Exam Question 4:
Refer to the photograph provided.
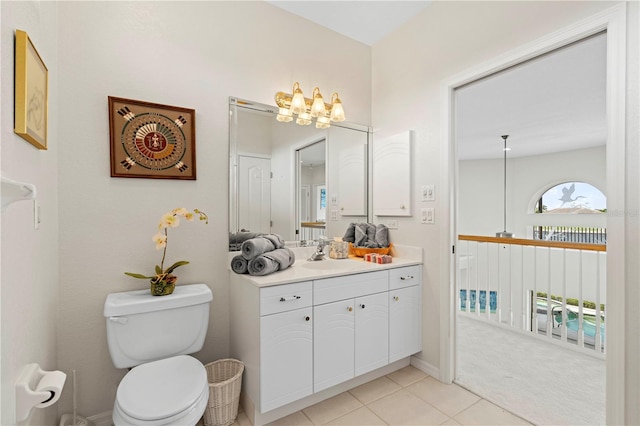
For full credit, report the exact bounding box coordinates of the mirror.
[229,97,371,250]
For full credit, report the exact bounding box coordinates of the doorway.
[443,6,627,425]
[295,140,326,241]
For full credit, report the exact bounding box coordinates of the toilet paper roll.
[34,370,66,408]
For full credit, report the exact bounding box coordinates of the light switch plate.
[384,219,398,229]
[421,185,435,201]
[421,207,434,224]
[330,209,339,221]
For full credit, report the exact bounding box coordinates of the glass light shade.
[330,93,346,122]
[290,84,307,115]
[276,107,293,122]
[310,88,326,118]
[277,114,293,123]
[316,115,331,129]
[296,112,312,125]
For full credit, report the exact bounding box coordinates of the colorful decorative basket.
[348,243,393,257]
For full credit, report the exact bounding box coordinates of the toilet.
[104,283,213,426]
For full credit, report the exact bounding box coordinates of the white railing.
[457,235,606,356]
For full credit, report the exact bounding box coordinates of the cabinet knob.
[393,296,400,301]
[360,304,366,309]
[400,204,405,209]
[400,275,414,281]
[347,306,353,312]
[304,316,310,322]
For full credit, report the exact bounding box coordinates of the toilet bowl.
[103,284,213,426]
[112,356,208,426]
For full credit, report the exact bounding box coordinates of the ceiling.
[265,1,431,46]
[265,2,607,161]
[456,33,607,160]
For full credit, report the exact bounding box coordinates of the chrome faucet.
[308,239,330,261]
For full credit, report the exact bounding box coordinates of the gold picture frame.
[108,97,197,180]
[14,30,48,150]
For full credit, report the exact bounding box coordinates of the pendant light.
[496,135,514,238]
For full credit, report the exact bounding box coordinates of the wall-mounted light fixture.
[275,82,345,129]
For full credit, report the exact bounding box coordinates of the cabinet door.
[314,299,355,392]
[355,292,389,376]
[389,285,422,363]
[260,307,313,412]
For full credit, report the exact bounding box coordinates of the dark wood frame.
[108,96,196,179]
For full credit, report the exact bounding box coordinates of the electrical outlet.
[385,219,398,229]
[421,207,434,224]
[421,185,435,201]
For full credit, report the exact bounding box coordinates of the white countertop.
[229,244,423,288]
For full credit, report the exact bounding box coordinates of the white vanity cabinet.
[389,265,422,362]
[229,261,422,426]
[313,271,389,392]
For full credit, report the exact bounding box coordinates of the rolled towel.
[248,248,296,276]
[343,223,356,243]
[230,255,249,274]
[230,231,263,245]
[366,223,376,242]
[241,234,285,260]
[375,224,390,247]
[354,223,368,246]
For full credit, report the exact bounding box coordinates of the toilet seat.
[113,355,209,426]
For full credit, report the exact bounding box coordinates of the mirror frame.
[229,96,373,244]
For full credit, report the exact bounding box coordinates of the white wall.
[372,0,622,379]
[459,146,607,238]
[50,1,371,419]
[1,2,60,425]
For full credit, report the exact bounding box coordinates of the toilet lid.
[117,355,207,421]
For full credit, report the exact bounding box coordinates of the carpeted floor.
[456,314,605,426]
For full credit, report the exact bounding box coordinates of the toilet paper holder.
[16,363,66,423]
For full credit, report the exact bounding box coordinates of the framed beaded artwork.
[108,96,196,179]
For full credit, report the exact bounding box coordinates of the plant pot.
[150,277,176,296]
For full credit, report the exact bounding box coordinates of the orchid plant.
[125,208,208,284]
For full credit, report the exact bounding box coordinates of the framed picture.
[108,97,196,180]
[14,30,48,150]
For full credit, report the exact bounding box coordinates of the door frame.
[440,4,627,424]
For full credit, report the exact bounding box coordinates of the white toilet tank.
[104,283,212,369]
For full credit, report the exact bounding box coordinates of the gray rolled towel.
[230,231,263,246]
[241,234,285,260]
[343,223,356,243]
[231,255,248,274]
[354,223,369,246]
[375,224,390,247]
[248,248,296,276]
[366,223,377,242]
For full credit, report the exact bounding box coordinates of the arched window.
[533,182,606,244]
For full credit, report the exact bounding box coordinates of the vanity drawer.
[314,271,388,305]
[261,281,312,316]
[389,265,421,290]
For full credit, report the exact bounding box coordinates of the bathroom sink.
[301,259,362,271]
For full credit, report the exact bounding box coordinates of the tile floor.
[228,366,532,426]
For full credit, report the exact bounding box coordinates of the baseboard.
[410,355,440,381]
[87,411,112,426]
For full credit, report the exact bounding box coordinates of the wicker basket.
[348,243,393,257]
[203,359,244,426]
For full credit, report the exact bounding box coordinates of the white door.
[389,285,422,363]
[260,307,313,412]
[238,155,271,233]
[313,299,355,392]
[355,292,389,376]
